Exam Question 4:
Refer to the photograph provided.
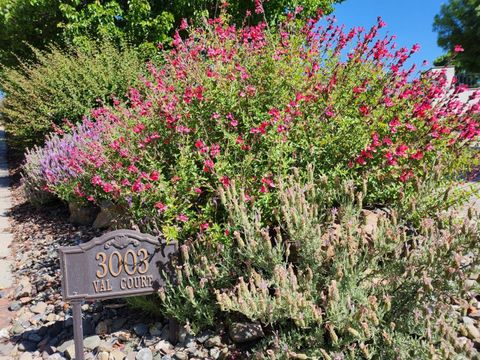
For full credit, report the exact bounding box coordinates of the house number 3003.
[95,248,149,278]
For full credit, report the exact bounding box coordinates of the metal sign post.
[58,230,177,359]
[72,301,85,360]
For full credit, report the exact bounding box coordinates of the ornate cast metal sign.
[58,230,177,360]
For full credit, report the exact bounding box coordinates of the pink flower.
[150,171,159,181]
[133,124,145,133]
[87,195,95,202]
[200,222,209,231]
[399,170,413,182]
[454,45,464,53]
[381,137,392,146]
[325,106,335,117]
[396,144,409,157]
[389,117,401,133]
[261,176,275,188]
[220,175,231,187]
[154,202,167,212]
[176,214,189,222]
[410,151,424,160]
[180,18,188,30]
[132,180,144,193]
[102,182,114,193]
[91,175,102,186]
[203,159,215,172]
[384,151,397,166]
[254,0,264,14]
[210,144,220,158]
[194,187,202,194]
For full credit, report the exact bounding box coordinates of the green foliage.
[0,0,64,68]
[433,0,480,72]
[158,170,480,358]
[0,40,144,147]
[0,0,343,67]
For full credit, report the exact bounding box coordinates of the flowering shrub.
[25,10,480,233]
[22,117,114,203]
[158,172,480,358]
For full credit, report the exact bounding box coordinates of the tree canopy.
[0,0,344,68]
[433,0,480,72]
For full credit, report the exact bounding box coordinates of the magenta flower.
[176,214,189,222]
[454,45,464,53]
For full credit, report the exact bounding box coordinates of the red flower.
[399,170,413,182]
[261,176,275,188]
[384,151,397,166]
[154,202,167,212]
[395,144,409,157]
[150,171,159,181]
[410,151,424,160]
[220,175,231,187]
[359,105,370,116]
[200,222,210,231]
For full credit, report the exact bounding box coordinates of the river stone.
[15,276,33,299]
[154,340,174,354]
[64,344,76,360]
[97,341,114,352]
[30,301,47,314]
[57,340,74,353]
[136,348,153,360]
[228,322,264,343]
[133,323,149,337]
[204,335,222,348]
[111,349,126,360]
[19,352,33,360]
[173,352,188,360]
[95,320,108,335]
[9,300,22,311]
[98,351,109,360]
[466,323,480,340]
[84,335,101,350]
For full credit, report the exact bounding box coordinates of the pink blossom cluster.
[27,10,480,232]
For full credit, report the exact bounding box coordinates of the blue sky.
[333,0,447,70]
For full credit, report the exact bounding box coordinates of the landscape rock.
[9,300,22,311]
[173,352,188,360]
[154,340,174,354]
[95,321,108,335]
[30,302,48,314]
[229,322,264,343]
[68,202,98,226]
[97,351,109,360]
[83,335,101,351]
[111,349,126,360]
[466,323,480,340]
[204,335,222,348]
[15,276,33,299]
[133,323,148,337]
[136,348,153,360]
[92,202,123,229]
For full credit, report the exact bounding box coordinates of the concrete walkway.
[0,126,13,329]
